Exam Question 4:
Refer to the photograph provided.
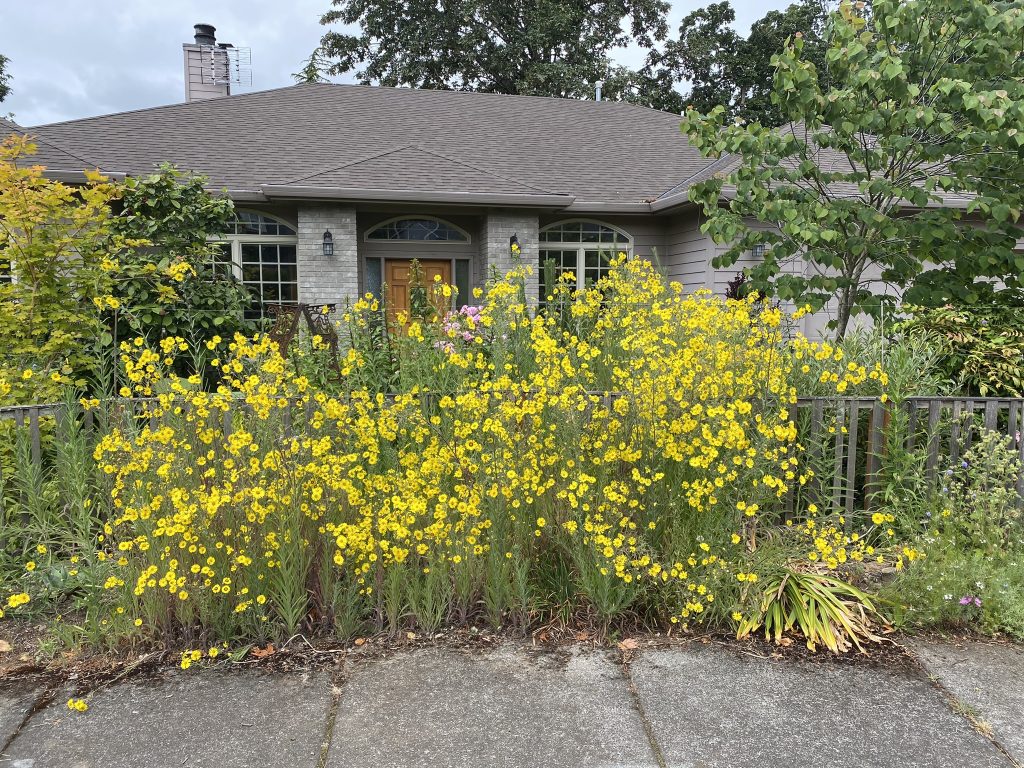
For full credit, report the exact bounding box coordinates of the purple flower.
[959,596,972,606]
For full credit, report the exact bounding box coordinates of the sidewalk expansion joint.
[620,651,667,768]
[906,646,1021,768]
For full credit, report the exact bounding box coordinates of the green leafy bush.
[898,302,1024,397]
[886,430,1024,639]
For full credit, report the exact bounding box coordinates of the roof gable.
[288,144,558,196]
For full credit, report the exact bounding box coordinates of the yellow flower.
[66,698,89,713]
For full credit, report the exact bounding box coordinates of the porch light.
[509,233,520,256]
[322,229,334,258]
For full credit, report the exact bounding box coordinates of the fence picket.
[832,402,846,512]
[865,400,885,511]
[950,400,963,466]
[844,402,859,521]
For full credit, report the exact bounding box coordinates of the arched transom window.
[539,220,632,297]
[212,211,298,321]
[365,217,470,242]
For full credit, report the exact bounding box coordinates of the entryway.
[384,259,453,323]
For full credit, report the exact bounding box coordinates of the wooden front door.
[384,259,453,324]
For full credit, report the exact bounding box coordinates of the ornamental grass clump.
[5,257,892,649]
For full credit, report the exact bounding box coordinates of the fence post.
[925,400,941,485]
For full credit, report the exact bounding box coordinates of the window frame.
[538,219,633,296]
[364,215,472,244]
[209,210,299,320]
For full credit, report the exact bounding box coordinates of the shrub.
[0,135,127,404]
[885,430,1024,639]
[111,164,253,379]
[2,258,895,650]
[898,302,1024,397]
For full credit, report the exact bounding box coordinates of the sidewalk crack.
[620,651,667,768]
[315,661,346,768]
[0,685,57,757]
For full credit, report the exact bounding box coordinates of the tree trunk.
[834,285,854,340]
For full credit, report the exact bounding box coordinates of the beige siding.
[661,208,712,293]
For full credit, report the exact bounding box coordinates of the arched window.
[212,211,298,320]
[365,216,470,243]
[538,220,632,298]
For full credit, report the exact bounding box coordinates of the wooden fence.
[3,395,1024,513]
[792,396,1024,515]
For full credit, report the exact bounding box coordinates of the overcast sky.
[2,0,793,127]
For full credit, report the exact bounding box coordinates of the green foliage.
[0,398,111,626]
[898,301,1024,397]
[683,0,1024,338]
[885,430,1024,639]
[0,52,10,102]
[944,431,1022,551]
[112,164,252,369]
[645,0,831,123]
[317,0,669,99]
[737,567,884,652]
[293,48,332,84]
[0,135,130,403]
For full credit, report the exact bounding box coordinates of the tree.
[683,0,1024,338]
[0,53,10,103]
[643,1,831,122]
[317,0,669,99]
[293,49,331,84]
[112,164,252,371]
[0,135,129,404]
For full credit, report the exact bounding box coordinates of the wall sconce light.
[322,230,334,258]
[509,233,521,257]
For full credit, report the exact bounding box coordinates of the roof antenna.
[595,80,604,102]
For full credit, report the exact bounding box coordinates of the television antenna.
[198,44,252,89]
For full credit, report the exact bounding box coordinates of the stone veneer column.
[296,203,359,308]
[481,211,540,305]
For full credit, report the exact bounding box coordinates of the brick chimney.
[183,24,232,102]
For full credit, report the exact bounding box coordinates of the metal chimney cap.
[193,24,216,45]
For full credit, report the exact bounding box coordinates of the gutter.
[563,201,653,214]
[42,168,128,183]
[260,185,575,209]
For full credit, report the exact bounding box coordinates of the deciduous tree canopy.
[0,53,11,103]
[684,0,1024,338]
[317,0,669,99]
[643,0,831,123]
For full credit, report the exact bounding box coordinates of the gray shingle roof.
[23,83,714,207]
[3,115,107,172]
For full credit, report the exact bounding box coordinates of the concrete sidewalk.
[0,638,1020,768]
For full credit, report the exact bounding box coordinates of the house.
[3,23,938,336]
